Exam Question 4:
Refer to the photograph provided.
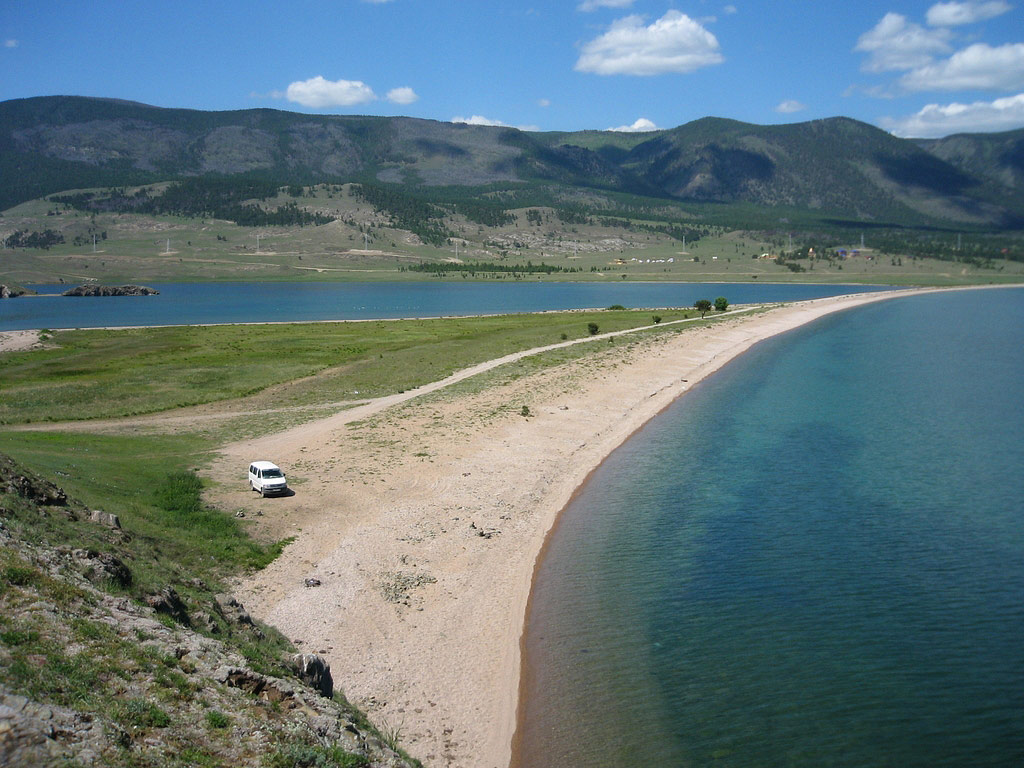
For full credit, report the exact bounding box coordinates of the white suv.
[248,461,288,497]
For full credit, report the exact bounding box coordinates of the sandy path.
[205,287,946,768]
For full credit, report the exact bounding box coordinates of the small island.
[62,284,159,297]
[0,284,36,299]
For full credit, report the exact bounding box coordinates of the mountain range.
[2,96,1023,228]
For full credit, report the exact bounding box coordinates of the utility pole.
[165,238,170,254]
[364,232,369,249]
[92,233,97,253]
[255,234,261,253]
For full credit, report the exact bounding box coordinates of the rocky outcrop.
[0,451,420,767]
[293,653,334,699]
[61,284,159,297]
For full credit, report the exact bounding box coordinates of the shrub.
[652,315,662,324]
[587,322,599,336]
[206,710,231,729]
[715,296,729,312]
[607,304,626,310]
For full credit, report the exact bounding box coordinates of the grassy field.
[0,308,703,425]
[3,186,1022,286]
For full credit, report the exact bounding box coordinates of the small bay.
[2,281,889,330]
[516,287,1024,768]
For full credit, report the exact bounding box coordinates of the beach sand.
[204,288,931,768]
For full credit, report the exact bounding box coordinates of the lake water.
[1,282,890,330]
[516,287,1024,768]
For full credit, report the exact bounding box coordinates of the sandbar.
[206,286,990,768]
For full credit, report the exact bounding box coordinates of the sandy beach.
[201,287,961,768]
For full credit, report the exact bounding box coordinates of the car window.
[263,468,283,478]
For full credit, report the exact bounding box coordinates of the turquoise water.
[516,288,1024,768]
[1,281,889,330]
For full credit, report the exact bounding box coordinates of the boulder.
[72,549,132,589]
[89,510,121,529]
[293,653,334,699]
[145,586,190,625]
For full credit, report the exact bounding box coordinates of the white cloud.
[578,0,635,11]
[925,1,1012,26]
[386,86,418,105]
[608,118,659,132]
[775,100,807,113]
[537,98,551,107]
[285,76,377,108]
[452,115,509,127]
[723,5,738,14]
[451,115,539,131]
[855,13,952,72]
[899,42,1024,91]
[576,10,723,76]
[3,39,17,48]
[880,92,1024,136]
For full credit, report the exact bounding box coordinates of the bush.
[587,322,599,335]
[607,304,626,310]
[715,296,729,312]
[652,315,662,324]
[206,710,231,729]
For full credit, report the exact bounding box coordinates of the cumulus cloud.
[537,98,551,107]
[4,39,18,48]
[608,118,659,132]
[925,1,1012,26]
[775,100,807,113]
[452,115,509,127]
[899,42,1024,91]
[285,76,377,108]
[855,13,952,72]
[451,115,538,131]
[578,0,636,11]
[575,10,723,76]
[386,86,418,105]
[880,92,1024,136]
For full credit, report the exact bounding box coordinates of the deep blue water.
[0,281,890,330]
[516,288,1024,768]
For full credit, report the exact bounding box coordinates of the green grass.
[0,431,287,591]
[0,309,702,424]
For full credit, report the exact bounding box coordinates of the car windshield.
[262,468,284,478]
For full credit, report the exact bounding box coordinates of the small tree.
[652,315,662,324]
[587,322,600,335]
[715,296,729,312]
[694,299,712,318]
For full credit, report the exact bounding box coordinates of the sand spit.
[206,287,992,768]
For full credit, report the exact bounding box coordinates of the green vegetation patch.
[0,309,700,424]
[0,431,286,589]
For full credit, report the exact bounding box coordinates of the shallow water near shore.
[517,287,1024,767]
[1,281,889,330]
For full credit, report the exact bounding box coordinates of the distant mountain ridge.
[2,95,1023,227]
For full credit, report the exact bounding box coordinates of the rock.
[1,458,68,507]
[293,654,334,699]
[145,587,190,625]
[61,284,159,297]
[303,578,321,588]
[211,593,263,638]
[71,549,132,589]
[89,510,121,529]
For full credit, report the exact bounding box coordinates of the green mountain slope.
[2,95,1023,228]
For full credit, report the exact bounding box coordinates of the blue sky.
[2,1,1023,137]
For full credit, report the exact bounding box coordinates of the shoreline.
[204,284,1014,768]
